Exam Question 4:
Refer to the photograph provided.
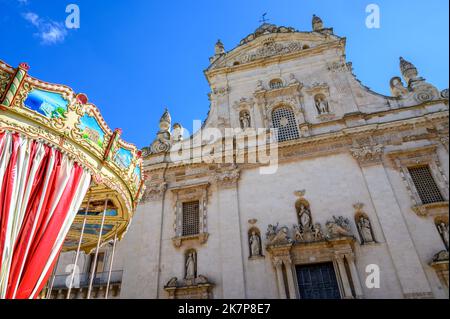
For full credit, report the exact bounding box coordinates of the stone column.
[120,181,167,299]
[346,253,364,298]
[216,169,246,298]
[283,258,297,299]
[351,144,433,298]
[273,258,287,299]
[335,254,353,299]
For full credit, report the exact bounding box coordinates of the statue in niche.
[437,222,449,250]
[240,111,251,129]
[185,251,197,280]
[315,94,330,114]
[357,215,375,244]
[297,203,312,230]
[249,230,262,257]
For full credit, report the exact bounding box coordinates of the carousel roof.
[0,60,144,253]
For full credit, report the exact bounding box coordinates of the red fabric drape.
[0,132,90,299]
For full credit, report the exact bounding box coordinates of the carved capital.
[350,144,384,166]
[141,182,167,202]
[214,168,240,188]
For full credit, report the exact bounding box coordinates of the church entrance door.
[295,262,341,299]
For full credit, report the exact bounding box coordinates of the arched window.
[271,106,300,142]
[269,79,283,90]
[302,44,310,50]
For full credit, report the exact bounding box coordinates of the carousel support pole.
[104,231,118,299]
[86,198,108,299]
[2,62,29,106]
[66,197,91,299]
[45,254,61,299]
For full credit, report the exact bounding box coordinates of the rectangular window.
[87,252,105,274]
[182,201,200,236]
[408,165,444,204]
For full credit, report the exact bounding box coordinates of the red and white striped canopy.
[0,131,91,299]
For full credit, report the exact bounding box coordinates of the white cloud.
[22,12,68,45]
[23,12,39,26]
[40,22,67,45]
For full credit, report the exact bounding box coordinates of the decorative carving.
[266,223,293,247]
[214,166,240,187]
[212,86,230,97]
[327,61,349,73]
[325,216,353,239]
[312,14,324,31]
[294,223,324,243]
[288,74,299,85]
[164,274,214,299]
[314,94,330,115]
[436,219,449,250]
[397,57,439,102]
[432,250,449,263]
[166,277,178,288]
[441,89,449,100]
[350,144,384,166]
[390,76,409,98]
[400,57,419,85]
[430,250,449,290]
[141,182,167,202]
[231,40,305,66]
[146,108,173,155]
[239,23,297,46]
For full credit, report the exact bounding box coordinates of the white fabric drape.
[0,131,91,299]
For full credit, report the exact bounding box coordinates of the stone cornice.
[141,109,448,174]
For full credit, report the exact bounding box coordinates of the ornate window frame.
[270,104,301,142]
[388,145,449,217]
[304,82,335,122]
[233,98,255,130]
[171,182,209,247]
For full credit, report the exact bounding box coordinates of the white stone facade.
[52,18,449,299]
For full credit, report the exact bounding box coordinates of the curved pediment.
[207,26,343,73]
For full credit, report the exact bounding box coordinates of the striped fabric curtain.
[0,131,91,299]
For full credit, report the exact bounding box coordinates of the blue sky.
[1,0,448,148]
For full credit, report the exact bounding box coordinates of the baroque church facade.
[51,16,449,299]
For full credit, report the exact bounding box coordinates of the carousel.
[0,61,144,299]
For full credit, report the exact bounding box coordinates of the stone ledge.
[412,201,449,217]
